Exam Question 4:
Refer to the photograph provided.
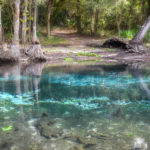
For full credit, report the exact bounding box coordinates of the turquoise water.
[0,64,150,150]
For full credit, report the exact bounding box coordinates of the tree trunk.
[22,0,28,45]
[32,0,37,43]
[0,4,2,46]
[94,9,99,35]
[13,0,20,45]
[47,0,53,37]
[0,0,20,62]
[130,15,150,45]
[76,0,82,34]
[25,0,47,62]
[28,0,32,43]
[90,8,99,36]
[102,15,150,54]
[90,9,95,35]
[147,0,150,16]
[115,0,121,37]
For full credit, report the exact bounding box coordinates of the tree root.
[102,37,147,54]
[0,44,20,63]
[25,44,47,62]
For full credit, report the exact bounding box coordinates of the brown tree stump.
[25,43,47,62]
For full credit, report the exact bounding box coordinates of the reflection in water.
[0,63,150,150]
[134,138,147,150]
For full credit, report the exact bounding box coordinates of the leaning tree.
[0,0,2,46]
[102,15,150,54]
[47,0,53,37]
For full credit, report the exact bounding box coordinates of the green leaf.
[2,125,13,132]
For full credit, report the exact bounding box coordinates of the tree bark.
[0,4,2,45]
[25,0,47,62]
[32,0,37,43]
[76,0,82,34]
[94,9,99,35]
[13,0,20,45]
[28,0,32,43]
[22,0,28,45]
[47,0,53,37]
[103,15,150,54]
[147,0,150,16]
[130,15,150,45]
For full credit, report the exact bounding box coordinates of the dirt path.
[51,29,105,48]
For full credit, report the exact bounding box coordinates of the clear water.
[0,64,150,150]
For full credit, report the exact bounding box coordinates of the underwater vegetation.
[0,65,150,150]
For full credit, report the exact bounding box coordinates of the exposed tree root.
[0,44,20,63]
[25,44,47,62]
[102,37,147,54]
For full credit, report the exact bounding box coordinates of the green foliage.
[64,57,74,62]
[2,0,150,44]
[2,125,13,132]
[120,29,138,39]
[76,52,101,57]
[144,29,150,43]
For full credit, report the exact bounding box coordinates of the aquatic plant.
[2,125,13,132]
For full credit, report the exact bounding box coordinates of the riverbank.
[17,29,150,66]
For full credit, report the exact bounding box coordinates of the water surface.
[0,63,150,150]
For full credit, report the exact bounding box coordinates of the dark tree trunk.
[148,0,150,16]
[47,0,53,37]
[94,9,99,34]
[76,0,82,34]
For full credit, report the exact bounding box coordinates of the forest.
[0,0,150,62]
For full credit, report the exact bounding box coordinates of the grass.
[40,36,67,45]
[78,59,102,64]
[64,57,74,62]
[76,52,101,57]
[103,48,117,52]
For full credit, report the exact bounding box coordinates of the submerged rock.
[36,119,63,139]
[41,113,48,117]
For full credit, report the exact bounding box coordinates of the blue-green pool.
[0,64,150,150]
